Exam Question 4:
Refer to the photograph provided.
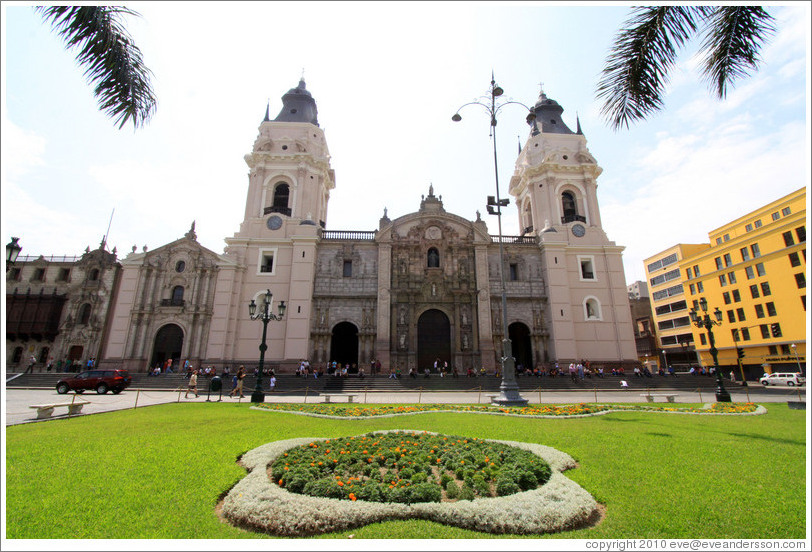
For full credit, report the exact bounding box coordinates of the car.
[759,372,806,387]
[56,369,132,395]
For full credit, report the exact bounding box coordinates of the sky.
[2,2,809,286]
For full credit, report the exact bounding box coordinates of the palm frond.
[37,6,157,129]
[597,6,705,130]
[698,7,776,99]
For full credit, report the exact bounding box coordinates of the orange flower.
[349,493,357,501]
[338,481,344,487]
[278,479,283,485]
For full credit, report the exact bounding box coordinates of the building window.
[745,223,753,232]
[783,231,795,247]
[579,257,596,280]
[33,268,45,281]
[771,323,782,338]
[771,212,780,221]
[749,284,760,298]
[57,268,71,282]
[731,329,739,341]
[714,257,723,270]
[726,310,736,323]
[765,302,777,316]
[689,283,696,295]
[697,281,704,292]
[781,344,791,355]
[723,234,730,242]
[745,266,754,279]
[736,307,746,321]
[8,267,21,281]
[175,261,186,273]
[802,295,807,311]
[715,237,723,245]
[260,254,274,273]
[751,243,761,257]
[171,286,184,306]
[561,191,579,223]
[427,248,440,268]
[796,272,806,289]
[782,207,791,216]
[700,334,707,345]
[761,282,771,296]
[768,345,778,355]
[719,274,727,287]
[509,263,518,281]
[741,327,750,341]
[755,263,766,277]
[760,324,770,339]
[79,303,92,325]
[693,265,700,277]
[270,183,290,215]
[584,297,602,320]
[686,268,692,280]
[728,271,736,284]
[723,253,732,267]
[754,220,762,228]
[732,289,741,302]
[796,226,806,243]
[723,292,731,304]
[740,247,750,261]
[789,252,801,267]
[755,304,765,318]
[89,268,100,281]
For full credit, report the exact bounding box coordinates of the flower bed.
[222,430,600,536]
[271,431,552,503]
[254,402,763,419]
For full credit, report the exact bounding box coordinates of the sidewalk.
[4,386,804,426]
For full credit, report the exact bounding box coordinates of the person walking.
[230,365,246,398]
[185,369,199,399]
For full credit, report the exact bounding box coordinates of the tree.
[37,6,157,130]
[597,6,775,130]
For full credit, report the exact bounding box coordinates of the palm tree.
[597,6,775,130]
[37,6,157,129]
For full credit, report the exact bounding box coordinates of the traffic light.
[771,323,782,337]
[736,347,744,360]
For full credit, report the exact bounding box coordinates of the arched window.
[88,268,100,281]
[522,200,533,233]
[584,297,602,321]
[79,303,92,325]
[12,346,23,364]
[562,191,578,222]
[427,247,440,268]
[271,183,291,216]
[171,286,184,306]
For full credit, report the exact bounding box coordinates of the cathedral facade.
[10,80,637,373]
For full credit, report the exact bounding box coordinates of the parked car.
[759,372,806,387]
[56,369,132,395]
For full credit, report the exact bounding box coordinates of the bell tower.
[508,89,636,365]
[214,79,335,368]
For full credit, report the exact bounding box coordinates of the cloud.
[1,121,46,180]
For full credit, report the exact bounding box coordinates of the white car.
[759,372,806,387]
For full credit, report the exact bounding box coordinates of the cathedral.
[7,80,637,374]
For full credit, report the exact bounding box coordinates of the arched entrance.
[418,309,451,372]
[330,322,359,371]
[509,322,533,371]
[151,324,184,370]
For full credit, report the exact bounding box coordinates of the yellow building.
[644,244,711,371]
[680,188,806,379]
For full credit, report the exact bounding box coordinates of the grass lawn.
[4,402,807,539]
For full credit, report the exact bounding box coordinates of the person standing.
[185,369,199,398]
[25,355,36,374]
[269,373,277,392]
[230,365,246,398]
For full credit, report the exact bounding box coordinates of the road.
[4,386,805,426]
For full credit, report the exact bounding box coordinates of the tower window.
[265,183,291,216]
[343,260,353,277]
[561,191,583,223]
[79,303,92,325]
[171,286,184,306]
[584,298,601,320]
[579,256,596,280]
[509,263,518,281]
[257,248,277,275]
[89,268,100,281]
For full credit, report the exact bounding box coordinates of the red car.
[56,369,131,395]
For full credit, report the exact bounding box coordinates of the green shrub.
[459,484,475,501]
[303,478,344,499]
[440,473,452,487]
[411,471,427,484]
[399,467,415,479]
[408,482,442,503]
[445,480,460,499]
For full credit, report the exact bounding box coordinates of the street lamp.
[452,73,535,406]
[6,237,22,272]
[247,289,286,403]
[661,349,667,372]
[689,297,731,402]
[790,344,804,376]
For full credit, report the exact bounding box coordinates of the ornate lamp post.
[6,237,22,272]
[248,289,286,403]
[452,74,535,406]
[689,297,731,402]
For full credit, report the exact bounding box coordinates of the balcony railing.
[491,235,537,245]
[160,299,185,307]
[322,230,376,241]
[561,214,586,224]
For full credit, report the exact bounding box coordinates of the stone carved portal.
[330,322,359,371]
[417,309,450,371]
[508,322,533,370]
[151,324,184,368]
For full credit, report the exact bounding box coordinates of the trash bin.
[210,376,222,392]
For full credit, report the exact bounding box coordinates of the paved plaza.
[4,385,804,426]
